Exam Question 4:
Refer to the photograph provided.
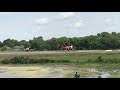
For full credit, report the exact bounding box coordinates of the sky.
[0,12,120,41]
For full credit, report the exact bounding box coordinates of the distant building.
[13,45,25,51]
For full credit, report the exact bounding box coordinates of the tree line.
[0,32,120,51]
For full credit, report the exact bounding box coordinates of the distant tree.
[1,32,120,50]
[20,40,31,48]
[1,46,7,51]
[49,38,60,50]
[112,32,117,36]
[0,41,2,47]
[3,39,14,48]
[29,36,46,50]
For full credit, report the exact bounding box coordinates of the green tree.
[1,46,7,51]
[0,41,2,47]
[20,40,31,48]
[29,36,46,50]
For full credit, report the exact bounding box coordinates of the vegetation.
[0,56,71,64]
[1,46,8,51]
[1,53,120,64]
[87,56,120,63]
[0,52,120,78]
[1,32,120,51]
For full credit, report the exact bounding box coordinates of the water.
[101,73,110,78]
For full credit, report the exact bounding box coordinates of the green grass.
[1,56,120,70]
[64,71,100,78]
[108,75,120,78]
[1,51,120,68]
[0,56,71,64]
[1,51,120,78]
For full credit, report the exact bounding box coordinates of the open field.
[0,50,120,59]
[0,50,120,78]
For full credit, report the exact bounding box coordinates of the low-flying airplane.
[60,45,74,51]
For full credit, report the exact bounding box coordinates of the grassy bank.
[0,51,120,78]
[0,56,71,64]
[0,51,120,68]
[0,55,120,68]
[0,51,120,59]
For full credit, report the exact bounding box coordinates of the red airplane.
[60,45,74,51]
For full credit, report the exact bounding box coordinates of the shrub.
[0,56,70,64]
[1,46,7,51]
[96,56,103,62]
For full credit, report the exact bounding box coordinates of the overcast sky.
[0,12,119,41]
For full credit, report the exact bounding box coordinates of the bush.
[87,59,92,63]
[0,56,71,64]
[0,59,9,64]
[104,58,120,63]
[1,46,7,51]
[96,56,103,62]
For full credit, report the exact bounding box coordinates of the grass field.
[0,50,120,59]
[0,50,120,78]
[0,50,120,68]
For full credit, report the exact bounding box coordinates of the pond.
[0,64,119,78]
